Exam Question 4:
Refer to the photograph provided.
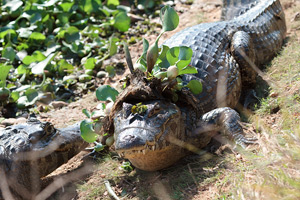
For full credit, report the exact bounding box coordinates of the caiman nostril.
[123,135,136,142]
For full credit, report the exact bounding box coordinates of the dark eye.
[43,122,55,135]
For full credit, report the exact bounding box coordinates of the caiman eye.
[43,122,55,135]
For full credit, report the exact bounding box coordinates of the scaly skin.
[0,117,88,195]
[113,0,286,171]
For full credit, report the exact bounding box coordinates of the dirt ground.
[3,0,300,199]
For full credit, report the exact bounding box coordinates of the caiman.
[104,0,287,171]
[0,117,88,198]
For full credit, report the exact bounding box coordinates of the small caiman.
[0,117,88,197]
[108,0,286,171]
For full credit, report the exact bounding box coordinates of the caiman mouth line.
[118,126,157,133]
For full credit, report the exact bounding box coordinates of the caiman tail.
[222,0,258,20]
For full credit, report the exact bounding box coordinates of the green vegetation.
[80,5,202,150]
[0,0,131,112]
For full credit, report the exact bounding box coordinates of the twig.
[187,163,198,187]
[104,180,120,200]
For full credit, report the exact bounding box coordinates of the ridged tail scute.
[221,0,258,20]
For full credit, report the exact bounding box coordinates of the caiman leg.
[231,31,257,90]
[194,107,256,148]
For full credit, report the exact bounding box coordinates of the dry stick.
[34,162,95,200]
[187,163,198,187]
[104,180,120,200]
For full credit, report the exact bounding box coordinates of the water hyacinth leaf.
[96,85,119,102]
[32,53,56,75]
[58,59,74,76]
[10,91,19,102]
[17,64,28,75]
[32,0,59,7]
[22,56,36,65]
[113,12,130,32]
[58,2,74,12]
[25,88,39,105]
[32,51,46,62]
[157,45,170,69]
[166,46,193,70]
[80,119,98,143]
[79,0,102,15]
[82,108,91,118]
[160,5,179,32]
[0,64,12,88]
[143,38,149,54]
[187,80,202,95]
[29,32,46,42]
[178,65,197,75]
[84,58,96,70]
[109,37,118,56]
[166,46,180,66]
[107,0,120,7]
[3,0,23,12]
[65,26,80,43]
[105,65,115,77]
[3,47,16,62]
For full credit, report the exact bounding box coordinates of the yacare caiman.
[102,0,286,171]
[0,117,88,198]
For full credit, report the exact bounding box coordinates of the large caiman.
[104,0,286,171]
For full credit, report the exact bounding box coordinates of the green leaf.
[32,51,46,62]
[160,5,179,32]
[96,85,119,102]
[3,0,23,12]
[113,12,130,32]
[29,32,46,42]
[0,64,12,88]
[10,91,19,102]
[65,26,80,43]
[25,88,39,105]
[105,65,115,77]
[32,0,59,7]
[79,0,102,15]
[157,45,170,69]
[3,47,16,62]
[23,56,36,65]
[82,109,91,118]
[17,64,28,75]
[31,53,56,75]
[179,65,198,75]
[109,37,118,56]
[166,46,193,70]
[142,38,149,54]
[187,80,202,95]
[80,119,98,143]
[84,58,96,70]
[107,0,120,7]
[58,2,74,12]
[58,59,74,76]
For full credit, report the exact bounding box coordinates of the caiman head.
[114,100,186,171]
[0,117,88,178]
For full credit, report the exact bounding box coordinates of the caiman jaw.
[114,100,185,171]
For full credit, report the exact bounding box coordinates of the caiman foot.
[194,107,257,149]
